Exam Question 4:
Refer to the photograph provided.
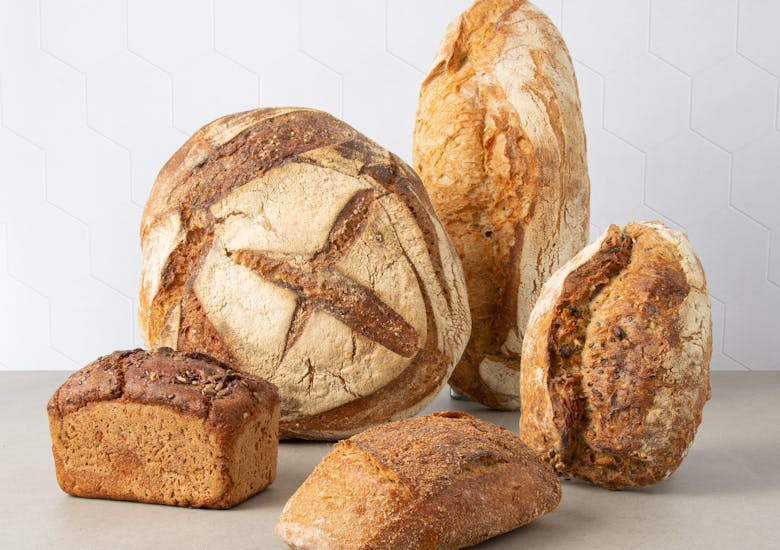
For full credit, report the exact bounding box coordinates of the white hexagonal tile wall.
[1,1,779,372]
[686,209,768,302]
[770,230,780,288]
[573,60,603,140]
[691,55,777,152]
[40,0,125,71]
[0,0,39,70]
[300,0,386,72]
[725,282,780,370]
[604,54,690,151]
[731,131,780,229]
[49,279,134,365]
[0,225,77,371]
[128,0,259,135]
[0,126,45,223]
[5,205,91,297]
[90,204,143,300]
[587,130,645,228]
[256,57,343,116]
[214,0,342,113]
[1,53,86,147]
[737,0,780,77]
[168,55,258,135]
[86,52,185,205]
[43,127,130,224]
[215,0,301,67]
[645,131,731,227]
[386,0,475,73]
[650,0,736,75]
[709,295,747,371]
[87,54,174,145]
[127,0,214,71]
[342,57,421,162]
[561,0,649,73]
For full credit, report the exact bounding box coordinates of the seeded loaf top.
[48,347,280,442]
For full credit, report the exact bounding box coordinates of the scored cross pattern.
[229,189,420,360]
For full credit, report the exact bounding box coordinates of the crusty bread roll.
[413,0,590,410]
[276,411,560,549]
[519,222,711,489]
[413,0,590,409]
[47,348,279,508]
[138,108,470,440]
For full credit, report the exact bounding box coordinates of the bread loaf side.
[519,222,711,488]
[139,108,470,439]
[276,411,560,549]
[413,0,590,410]
[47,348,280,508]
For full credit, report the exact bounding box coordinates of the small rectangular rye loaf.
[47,347,280,509]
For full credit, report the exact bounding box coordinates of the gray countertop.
[2,371,778,549]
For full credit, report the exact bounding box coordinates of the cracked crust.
[47,348,280,508]
[276,412,561,549]
[519,222,712,489]
[139,108,471,439]
[413,0,590,410]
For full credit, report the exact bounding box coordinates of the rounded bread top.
[47,348,280,442]
[412,0,590,409]
[519,221,711,488]
[139,108,470,433]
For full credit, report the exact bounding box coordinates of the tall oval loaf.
[413,0,590,410]
[139,108,470,440]
[519,222,712,489]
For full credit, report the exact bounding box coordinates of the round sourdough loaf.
[138,108,470,440]
[413,0,590,410]
[519,222,712,489]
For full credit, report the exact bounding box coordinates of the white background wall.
[0,0,778,371]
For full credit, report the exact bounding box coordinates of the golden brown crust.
[176,282,241,366]
[519,222,712,489]
[413,0,590,410]
[276,412,560,549]
[48,348,280,508]
[140,108,358,343]
[139,108,470,440]
[47,348,278,432]
[279,349,450,439]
